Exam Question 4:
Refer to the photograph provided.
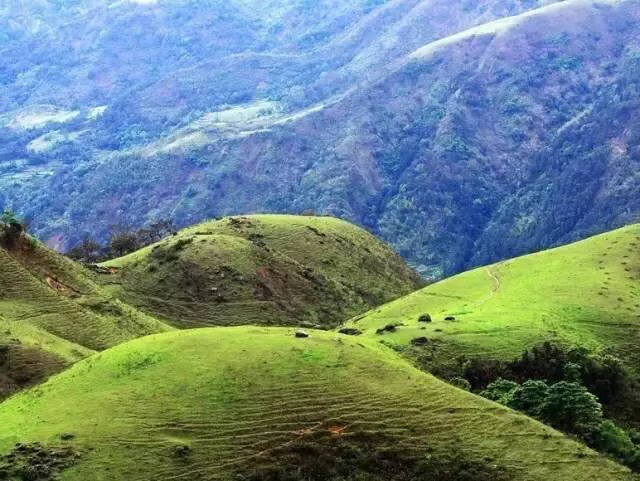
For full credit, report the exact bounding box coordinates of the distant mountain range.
[1,0,639,277]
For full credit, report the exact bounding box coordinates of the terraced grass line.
[346,224,640,368]
[0,239,172,399]
[0,328,632,480]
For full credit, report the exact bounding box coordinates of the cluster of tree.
[0,210,26,249]
[66,219,175,263]
[463,342,629,405]
[462,342,640,471]
[482,378,640,470]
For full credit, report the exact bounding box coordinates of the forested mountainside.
[1,0,639,277]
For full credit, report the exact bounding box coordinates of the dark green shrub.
[463,359,511,390]
[508,380,549,417]
[592,421,640,468]
[481,379,518,404]
[449,376,472,391]
[0,209,25,248]
[233,431,510,481]
[508,342,567,384]
[540,382,603,435]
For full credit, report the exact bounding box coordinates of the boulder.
[338,328,362,336]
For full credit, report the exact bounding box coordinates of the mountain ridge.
[1,0,638,278]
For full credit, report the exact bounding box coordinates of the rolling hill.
[0,235,171,398]
[97,215,423,328]
[1,0,638,278]
[0,327,633,481]
[344,223,640,370]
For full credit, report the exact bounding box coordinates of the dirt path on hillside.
[474,265,502,308]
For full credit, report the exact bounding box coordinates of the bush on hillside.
[66,218,176,262]
[462,342,630,406]
[463,359,511,390]
[541,382,603,435]
[0,210,25,249]
[508,380,549,417]
[508,341,567,384]
[591,421,640,471]
[233,431,511,481]
[66,236,104,263]
[567,349,628,404]
[481,379,518,404]
[483,379,603,435]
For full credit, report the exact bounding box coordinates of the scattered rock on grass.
[376,324,398,335]
[295,330,310,338]
[338,328,362,336]
[444,316,456,321]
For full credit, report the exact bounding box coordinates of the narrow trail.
[486,266,501,293]
[474,264,502,308]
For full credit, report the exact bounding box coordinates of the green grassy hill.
[345,224,640,369]
[0,238,171,398]
[98,215,422,329]
[0,327,633,481]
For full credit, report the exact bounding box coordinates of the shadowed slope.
[0,238,171,398]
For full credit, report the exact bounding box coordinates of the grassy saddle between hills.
[98,215,422,329]
[0,327,633,481]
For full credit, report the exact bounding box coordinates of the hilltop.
[344,223,640,374]
[0,327,633,481]
[98,215,423,328]
[0,235,171,398]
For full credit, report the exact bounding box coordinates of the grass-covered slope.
[346,224,640,367]
[0,327,632,481]
[0,239,171,398]
[98,215,422,329]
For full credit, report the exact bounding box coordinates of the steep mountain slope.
[0,0,553,126]
[345,223,640,367]
[5,0,636,279]
[0,237,171,397]
[0,327,633,480]
[98,215,423,328]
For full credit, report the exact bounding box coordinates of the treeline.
[66,219,176,263]
[461,342,640,471]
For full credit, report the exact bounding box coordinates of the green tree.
[0,209,25,248]
[67,236,104,263]
[592,421,640,470]
[481,379,518,404]
[508,380,549,417]
[540,382,603,434]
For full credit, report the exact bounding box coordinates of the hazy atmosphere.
[0,1,639,480]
